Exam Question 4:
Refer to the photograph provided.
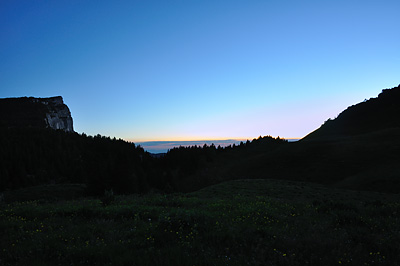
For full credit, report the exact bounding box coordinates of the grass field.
[1,179,400,265]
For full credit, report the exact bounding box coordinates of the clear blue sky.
[1,0,399,141]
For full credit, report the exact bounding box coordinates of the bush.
[100,189,115,206]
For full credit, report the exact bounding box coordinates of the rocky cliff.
[0,96,74,132]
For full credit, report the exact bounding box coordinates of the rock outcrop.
[0,96,74,132]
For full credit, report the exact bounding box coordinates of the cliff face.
[0,96,74,132]
[39,97,74,132]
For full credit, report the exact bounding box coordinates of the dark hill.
[0,97,154,195]
[304,84,400,140]
[176,85,400,193]
[2,85,399,195]
[0,127,152,194]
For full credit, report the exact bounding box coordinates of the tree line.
[0,127,287,195]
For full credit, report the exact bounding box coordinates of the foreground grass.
[1,179,400,265]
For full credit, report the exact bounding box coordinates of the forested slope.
[0,128,151,194]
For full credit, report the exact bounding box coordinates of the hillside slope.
[304,84,400,140]
[184,85,400,193]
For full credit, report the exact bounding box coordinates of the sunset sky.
[1,0,399,142]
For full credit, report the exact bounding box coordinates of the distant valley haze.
[1,0,399,142]
[138,138,300,153]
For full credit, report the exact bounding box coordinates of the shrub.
[100,189,115,206]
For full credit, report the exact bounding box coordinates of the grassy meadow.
[1,179,400,265]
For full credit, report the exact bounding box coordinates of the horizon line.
[133,136,302,143]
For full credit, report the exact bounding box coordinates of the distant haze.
[138,138,299,153]
[138,139,244,153]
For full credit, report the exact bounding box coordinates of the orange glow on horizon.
[126,136,301,143]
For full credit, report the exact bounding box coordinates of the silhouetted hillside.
[2,85,399,196]
[304,85,400,139]
[178,85,400,193]
[153,136,288,192]
[0,127,152,194]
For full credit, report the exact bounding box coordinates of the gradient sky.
[1,0,399,142]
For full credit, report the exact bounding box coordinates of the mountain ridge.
[1,84,399,194]
[304,84,400,140]
[175,84,400,193]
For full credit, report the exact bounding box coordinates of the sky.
[1,0,399,142]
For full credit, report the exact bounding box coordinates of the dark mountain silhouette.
[304,84,400,139]
[0,127,152,194]
[174,85,400,193]
[1,85,399,195]
[0,96,74,132]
